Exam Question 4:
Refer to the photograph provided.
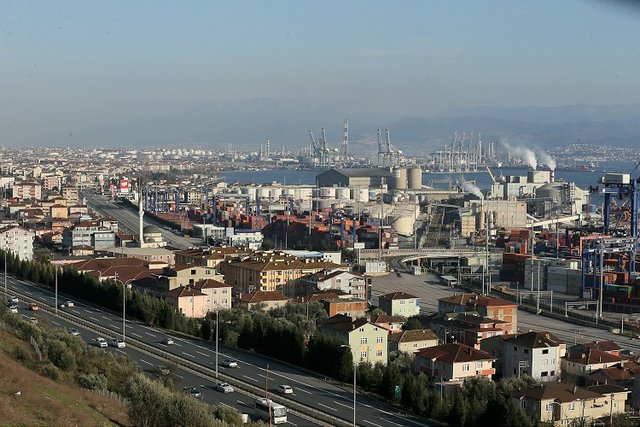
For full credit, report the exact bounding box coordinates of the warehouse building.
[316,168,392,188]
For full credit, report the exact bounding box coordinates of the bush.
[76,373,108,391]
[41,363,61,381]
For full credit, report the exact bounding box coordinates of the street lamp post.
[114,275,130,342]
[215,307,219,379]
[340,344,356,427]
[4,249,7,294]
[53,253,58,314]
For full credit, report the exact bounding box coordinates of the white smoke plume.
[537,150,556,171]
[502,142,537,170]
[461,181,484,199]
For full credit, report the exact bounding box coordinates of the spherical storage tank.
[388,214,414,236]
[535,182,564,214]
[408,167,423,189]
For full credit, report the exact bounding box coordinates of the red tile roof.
[415,343,494,363]
[165,286,206,298]
[564,348,623,365]
[380,291,418,301]
[510,383,603,403]
[193,278,230,290]
[438,293,516,307]
[238,290,289,304]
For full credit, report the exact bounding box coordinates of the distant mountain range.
[76,99,640,153]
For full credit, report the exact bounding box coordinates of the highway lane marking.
[174,373,184,379]
[51,320,60,326]
[381,418,404,426]
[363,420,382,427]
[237,399,251,407]
[140,359,153,365]
[242,375,258,382]
[362,404,372,408]
[24,291,32,295]
[196,351,208,357]
[90,316,99,322]
[193,343,209,350]
[102,316,110,321]
[333,401,352,409]
[317,403,337,412]
[296,387,312,394]
[84,309,92,313]
[145,331,157,337]
[116,349,127,355]
[173,342,182,347]
[182,352,195,358]
[130,332,143,338]
[287,422,297,426]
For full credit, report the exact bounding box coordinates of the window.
[462,364,470,372]
[550,370,555,376]
[476,362,483,369]
[524,348,529,354]
[376,350,383,357]
[222,289,228,294]
[542,349,549,355]
[541,371,548,377]
[361,337,368,345]
[376,336,383,344]
[191,269,196,275]
[545,404,552,412]
[520,400,527,409]
[514,346,518,351]
[360,351,367,359]
[569,402,575,411]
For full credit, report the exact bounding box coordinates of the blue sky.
[1,0,640,145]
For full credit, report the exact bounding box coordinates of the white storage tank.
[388,214,414,236]
[256,187,270,200]
[336,187,351,200]
[408,167,422,189]
[320,187,334,199]
[393,168,408,190]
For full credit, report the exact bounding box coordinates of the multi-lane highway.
[2,275,429,427]
[83,192,200,250]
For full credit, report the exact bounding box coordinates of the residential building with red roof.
[164,285,208,318]
[301,270,367,300]
[413,343,496,383]
[510,383,629,426]
[237,290,290,311]
[389,329,438,354]
[370,314,406,334]
[438,293,518,333]
[562,348,625,385]
[193,278,232,311]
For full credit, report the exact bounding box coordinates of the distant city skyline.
[2,0,640,147]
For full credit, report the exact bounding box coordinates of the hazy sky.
[2,0,640,146]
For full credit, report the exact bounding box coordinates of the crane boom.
[486,165,497,183]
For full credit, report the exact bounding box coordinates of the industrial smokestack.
[550,170,555,183]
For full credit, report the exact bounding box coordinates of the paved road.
[370,272,640,355]
[83,192,201,250]
[3,276,429,427]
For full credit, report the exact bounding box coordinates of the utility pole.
[599,238,605,320]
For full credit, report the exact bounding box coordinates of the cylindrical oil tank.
[393,168,408,190]
[320,187,334,199]
[351,188,369,202]
[241,187,257,199]
[408,167,422,189]
[331,201,347,210]
[269,188,282,200]
[296,188,313,201]
[256,187,270,200]
[315,199,332,210]
[336,187,350,200]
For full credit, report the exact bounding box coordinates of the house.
[193,278,232,312]
[413,343,496,383]
[378,292,420,318]
[426,311,511,349]
[588,359,640,390]
[159,264,223,290]
[569,340,622,357]
[371,314,406,334]
[237,290,290,311]
[164,286,208,318]
[480,331,565,382]
[561,348,625,385]
[438,293,518,333]
[510,383,629,427]
[389,329,439,354]
[319,314,388,365]
[323,297,368,318]
[302,270,367,300]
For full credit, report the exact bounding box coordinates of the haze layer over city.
[2,2,640,427]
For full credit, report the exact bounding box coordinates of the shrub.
[76,373,108,391]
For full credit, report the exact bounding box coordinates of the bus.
[254,398,288,424]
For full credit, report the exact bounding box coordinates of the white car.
[96,337,108,348]
[66,301,74,308]
[276,385,294,395]
[58,303,66,309]
[213,382,234,393]
[7,304,18,313]
[9,296,19,304]
[161,337,174,345]
[67,328,80,336]
[221,359,238,368]
[111,338,126,348]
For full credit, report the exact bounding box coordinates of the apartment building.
[12,180,42,200]
[160,265,224,291]
[481,331,565,382]
[389,329,439,354]
[164,286,208,318]
[320,314,388,365]
[237,290,290,311]
[413,343,496,383]
[193,278,232,312]
[302,270,367,300]
[427,311,511,349]
[0,225,34,261]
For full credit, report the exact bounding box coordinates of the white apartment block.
[0,225,34,261]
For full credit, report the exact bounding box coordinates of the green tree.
[449,393,468,427]
[403,317,423,330]
[201,319,213,341]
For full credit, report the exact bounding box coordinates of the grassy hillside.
[0,328,129,426]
